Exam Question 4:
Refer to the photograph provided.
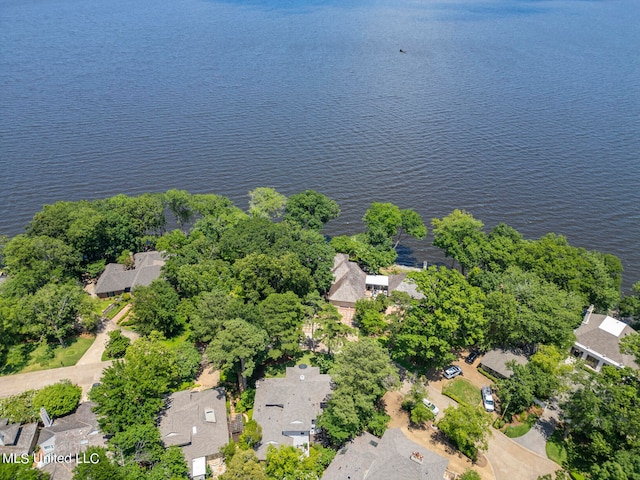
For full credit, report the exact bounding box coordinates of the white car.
[482,386,495,412]
[422,398,439,416]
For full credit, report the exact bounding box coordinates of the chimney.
[40,407,53,428]
[583,305,595,325]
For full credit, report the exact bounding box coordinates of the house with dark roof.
[35,402,106,480]
[478,349,528,379]
[253,365,332,460]
[158,388,229,480]
[94,251,165,298]
[0,419,39,458]
[327,254,424,308]
[570,305,638,372]
[321,428,449,480]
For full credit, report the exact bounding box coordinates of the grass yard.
[442,377,481,406]
[264,351,315,378]
[546,430,568,465]
[7,336,95,374]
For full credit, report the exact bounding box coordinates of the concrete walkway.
[0,304,138,399]
[512,401,560,458]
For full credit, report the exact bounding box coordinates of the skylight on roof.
[599,316,627,337]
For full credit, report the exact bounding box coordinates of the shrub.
[235,388,256,413]
[104,330,131,359]
[238,420,262,450]
[32,380,81,418]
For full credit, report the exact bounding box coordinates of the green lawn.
[546,430,568,465]
[504,422,532,438]
[3,336,95,375]
[264,351,315,378]
[442,378,481,406]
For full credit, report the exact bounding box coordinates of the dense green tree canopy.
[438,404,492,461]
[206,318,268,391]
[132,279,181,337]
[432,209,487,274]
[284,190,340,230]
[248,187,287,219]
[562,366,640,478]
[259,292,305,360]
[219,449,268,480]
[363,203,427,249]
[390,267,486,368]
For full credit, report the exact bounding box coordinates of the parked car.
[465,350,480,364]
[422,398,439,416]
[482,385,495,412]
[443,365,463,379]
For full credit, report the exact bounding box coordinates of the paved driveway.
[485,427,559,480]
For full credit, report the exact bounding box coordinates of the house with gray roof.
[328,254,425,308]
[328,254,367,308]
[571,305,638,372]
[158,388,229,480]
[253,365,332,460]
[94,250,165,298]
[36,402,106,480]
[322,428,449,480]
[0,419,39,457]
[479,349,528,379]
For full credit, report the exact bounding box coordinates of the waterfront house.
[253,365,331,460]
[327,254,424,308]
[94,251,165,298]
[570,305,638,372]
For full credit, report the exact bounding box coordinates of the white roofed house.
[252,365,332,460]
[570,305,639,372]
[158,388,229,480]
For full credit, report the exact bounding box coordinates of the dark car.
[465,350,480,364]
[443,365,463,379]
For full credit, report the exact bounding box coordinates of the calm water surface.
[1,0,639,288]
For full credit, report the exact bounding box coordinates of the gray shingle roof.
[37,402,106,480]
[253,365,332,460]
[479,349,528,378]
[0,420,38,456]
[158,388,229,474]
[574,313,638,369]
[328,254,367,306]
[322,428,449,480]
[95,251,164,296]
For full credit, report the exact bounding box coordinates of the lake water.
[1,0,639,289]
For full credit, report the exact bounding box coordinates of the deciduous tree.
[206,319,268,391]
[432,209,486,274]
[132,279,181,337]
[284,190,340,230]
[438,404,492,461]
[248,187,287,219]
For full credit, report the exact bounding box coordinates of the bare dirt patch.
[383,390,494,480]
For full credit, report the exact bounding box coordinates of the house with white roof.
[570,305,638,372]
